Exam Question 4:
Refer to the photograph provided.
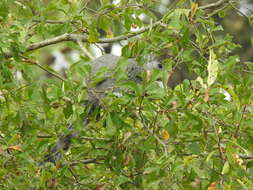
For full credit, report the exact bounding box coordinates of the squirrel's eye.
[157,63,163,69]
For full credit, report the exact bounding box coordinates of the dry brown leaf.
[207,181,218,190]
[190,178,201,188]
[93,184,105,190]
[47,178,58,189]
[204,88,210,102]
[124,155,131,166]
[7,145,23,152]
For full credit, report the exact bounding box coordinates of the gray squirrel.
[44,54,164,164]
[43,54,198,164]
[86,54,163,104]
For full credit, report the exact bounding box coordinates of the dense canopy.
[0,0,253,189]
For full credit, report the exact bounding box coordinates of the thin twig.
[203,110,233,128]
[0,83,33,97]
[79,1,97,13]
[70,158,105,166]
[21,57,66,81]
[213,124,225,162]
[243,69,253,74]
[199,110,228,162]
[79,0,94,14]
[234,105,247,138]
[80,136,110,141]
[96,4,144,18]
[229,1,249,20]
[37,135,53,138]
[137,96,168,154]
[32,19,77,24]
[94,43,106,55]
[68,167,87,186]
[76,40,94,59]
[207,3,230,18]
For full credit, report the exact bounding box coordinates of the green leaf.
[206,150,216,162]
[164,120,178,137]
[221,161,230,175]
[0,1,9,19]
[63,102,73,119]
[218,10,226,18]
[124,14,133,31]
[106,113,117,136]
[98,17,112,31]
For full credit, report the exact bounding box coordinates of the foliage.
[0,0,253,189]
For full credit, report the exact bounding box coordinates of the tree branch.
[239,154,253,160]
[3,0,232,59]
[29,21,162,50]
[199,0,230,10]
[3,21,162,59]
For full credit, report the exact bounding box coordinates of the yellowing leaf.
[196,76,207,89]
[122,132,132,144]
[106,30,113,38]
[146,70,152,81]
[207,50,219,87]
[190,2,198,21]
[161,130,170,140]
